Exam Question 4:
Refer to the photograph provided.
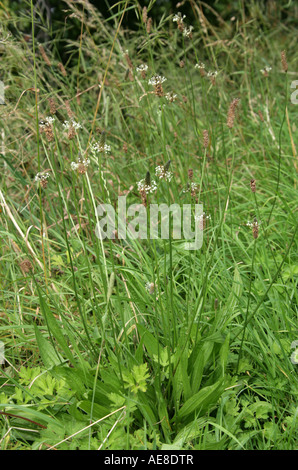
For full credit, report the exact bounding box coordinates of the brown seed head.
[68,125,75,140]
[203,129,209,149]
[65,100,73,119]
[258,110,264,122]
[48,97,56,115]
[250,179,256,193]
[77,163,87,174]
[58,62,67,77]
[227,98,240,129]
[142,6,147,24]
[253,219,259,239]
[155,83,164,97]
[19,259,33,274]
[177,21,184,32]
[281,50,288,72]
[146,17,152,34]
[125,51,133,70]
[140,189,147,207]
[76,89,81,106]
[45,125,54,142]
[39,45,51,66]
[40,178,49,189]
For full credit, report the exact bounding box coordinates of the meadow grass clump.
[0,0,297,450]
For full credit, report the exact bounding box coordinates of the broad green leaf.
[176,379,225,421]
[137,324,159,359]
[0,403,64,429]
[174,417,208,444]
[156,391,171,442]
[213,266,243,330]
[34,325,62,369]
[37,288,75,365]
[0,155,27,185]
[191,341,214,393]
[78,400,111,419]
[179,350,192,401]
[161,442,184,450]
[219,333,230,375]
[136,391,158,428]
[195,436,227,450]
[52,366,87,396]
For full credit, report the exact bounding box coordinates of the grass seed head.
[142,6,147,24]
[48,97,56,115]
[58,62,67,77]
[19,259,33,274]
[258,110,264,122]
[281,50,288,72]
[227,98,240,129]
[39,45,51,66]
[250,179,256,193]
[67,125,75,140]
[146,17,152,34]
[203,129,209,149]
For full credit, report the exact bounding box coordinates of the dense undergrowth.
[0,0,297,450]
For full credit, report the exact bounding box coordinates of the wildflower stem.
[266,73,288,228]
[30,0,48,288]
[236,237,257,373]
